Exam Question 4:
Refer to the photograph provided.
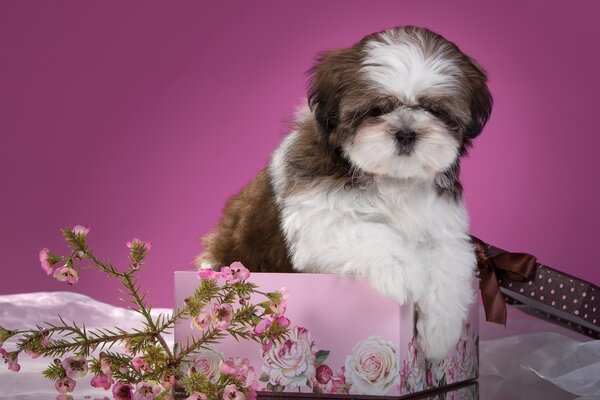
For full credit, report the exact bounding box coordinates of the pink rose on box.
[188,346,224,383]
[261,326,316,388]
[220,357,257,400]
[316,364,333,384]
[446,323,477,383]
[400,338,425,393]
[427,358,446,388]
[345,336,399,395]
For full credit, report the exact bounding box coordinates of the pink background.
[1,1,599,307]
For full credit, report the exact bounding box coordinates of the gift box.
[174,271,478,398]
[474,237,600,339]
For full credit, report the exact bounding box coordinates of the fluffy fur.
[196,26,492,360]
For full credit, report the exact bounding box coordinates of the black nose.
[395,130,417,146]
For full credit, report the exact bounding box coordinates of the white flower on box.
[261,326,316,388]
[187,345,224,384]
[345,336,399,395]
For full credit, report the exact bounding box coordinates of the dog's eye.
[428,108,450,120]
[366,106,388,117]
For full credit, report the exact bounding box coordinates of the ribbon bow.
[471,236,537,325]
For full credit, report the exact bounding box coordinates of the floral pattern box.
[174,272,478,398]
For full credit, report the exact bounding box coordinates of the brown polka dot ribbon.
[472,236,538,325]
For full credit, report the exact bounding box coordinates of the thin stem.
[42,331,151,355]
[81,247,123,278]
[174,327,223,365]
[157,306,189,334]
[121,273,174,360]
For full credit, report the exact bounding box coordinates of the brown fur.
[198,168,294,272]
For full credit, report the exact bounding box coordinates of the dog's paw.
[416,312,462,360]
[368,263,426,305]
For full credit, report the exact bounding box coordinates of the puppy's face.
[308,26,492,180]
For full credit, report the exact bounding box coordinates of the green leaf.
[259,372,269,382]
[267,382,285,392]
[315,349,330,365]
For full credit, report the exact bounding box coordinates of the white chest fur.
[270,133,476,360]
[280,176,469,270]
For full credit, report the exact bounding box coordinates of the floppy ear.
[307,47,360,137]
[465,59,493,139]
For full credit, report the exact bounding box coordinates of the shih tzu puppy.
[196,26,492,360]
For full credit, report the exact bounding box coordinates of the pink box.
[174,272,478,398]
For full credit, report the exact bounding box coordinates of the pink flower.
[133,381,161,400]
[91,373,113,390]
[261,340,273,353]
[126,238,152,251]
[72,225,90,236]
[62,355,88,378]
[220,357,256,388]
[191,311,212,331]
[24,336,48,359]
[112,383,134,400]
[253,318,271,335]
[0,348,20,372]
[222,384,246,400]
[220,262,250,283]
[316,364,333,384]
[186,394,208,400]
[219,358,239,376]
[426,367,433,387]
[122,338,134,355]
[159,370,176,389]
[211,303,234,330]
[330,368,349,394]
[40,248,52,274]
[39,248,61,275]
[269,300,286,316]
[268,287,289,316]
[197,268,220,280]
[55,376,76,393]
[273,315,290,327]
[132,357,148,372]
[53,266,79,285]
[99,353,112,374]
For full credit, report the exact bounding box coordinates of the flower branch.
[0,225,292,400]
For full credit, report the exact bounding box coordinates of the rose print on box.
[174,272,479,397]
[187,346,224,384]
[259,326,317,390]
[252,322,477,396]
[344,336,399,395]
[400,322,478,394]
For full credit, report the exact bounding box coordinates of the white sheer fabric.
[0,292,173,399]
